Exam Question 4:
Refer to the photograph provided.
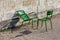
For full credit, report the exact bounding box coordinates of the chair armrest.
[28,12,37,18]
[28,12,36,15]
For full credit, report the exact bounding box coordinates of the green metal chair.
[16,10,38,28]
[38,10,53,31]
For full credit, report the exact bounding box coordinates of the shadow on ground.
[15,30,32,37]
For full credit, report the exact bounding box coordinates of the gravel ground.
[0,14,60,40]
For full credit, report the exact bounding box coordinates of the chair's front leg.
[45,21,47,32]
[32,20,33,29]
[21,21,24,26]
[50,19,52,29]
[41,21,43,28]
[28,20,30,24]
[37,20,39,29]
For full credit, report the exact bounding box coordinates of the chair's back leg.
[45,21,47,32]
[50,19,52,29]
[41,21,43,28]
[32,20,33,29]
[36,20,39,29]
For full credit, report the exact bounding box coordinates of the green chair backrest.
[17,10,25,15]
[47,10,53,17]
[17,10,30,21]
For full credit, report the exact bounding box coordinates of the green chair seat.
[21,15,30,21]
[32,18,38,22]
[39,17,48,21]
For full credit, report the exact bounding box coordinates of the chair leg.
[50,19,52,29]
[27,21,31,30]
[28,20,30,24]
[36,20,39,29]
[41,21,43,28]
[22,21,23,26]
[45,21,47,32]
[32,20,33,29]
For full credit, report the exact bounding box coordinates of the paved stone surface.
[0,14,60,40]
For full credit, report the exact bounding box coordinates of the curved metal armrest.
[28,12,36,15]
[28,12,37,18]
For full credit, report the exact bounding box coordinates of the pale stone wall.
[0,0,37,22]
[0,0,60,22]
